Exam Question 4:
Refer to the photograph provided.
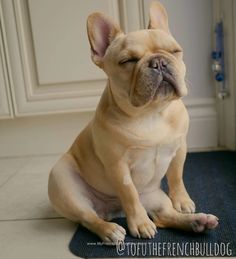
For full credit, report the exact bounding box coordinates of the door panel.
[28,0,107,84]
[2,0,120,115]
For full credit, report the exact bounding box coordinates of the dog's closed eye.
[172,49,182,54]
[171,49,183,58]
[119,57,139,65]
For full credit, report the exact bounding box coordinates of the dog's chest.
[128,139,180,190]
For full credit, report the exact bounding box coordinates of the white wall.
[144,0,214,99]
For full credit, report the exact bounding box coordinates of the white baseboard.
[0,98,218,157]
[184,98,218,149]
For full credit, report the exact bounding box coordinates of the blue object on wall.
[211,21,228,99]
[212,22,224,82]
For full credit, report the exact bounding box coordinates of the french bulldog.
[48,1,218,245]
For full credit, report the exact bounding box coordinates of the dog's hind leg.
[48,153,126,244]
[141,189,219,233]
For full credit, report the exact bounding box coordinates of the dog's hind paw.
[191,213,219,233]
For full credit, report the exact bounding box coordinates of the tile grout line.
[0,153,59,188]
[0,153,62,160]
[0,157,34,188]
[0,216,64,222]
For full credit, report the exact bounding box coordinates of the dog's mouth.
[154,73,179,98]
[131,64,183,107]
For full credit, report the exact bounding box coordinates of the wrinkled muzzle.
[130,55,184,107]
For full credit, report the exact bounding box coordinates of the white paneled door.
[1,0,120,116]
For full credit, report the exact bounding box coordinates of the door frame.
[213,0,236,150]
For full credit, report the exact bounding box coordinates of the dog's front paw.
[97,222,126,245]
[127,209,157,239]
[170,190,195,214]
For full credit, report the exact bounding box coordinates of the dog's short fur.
[48,1,218,244]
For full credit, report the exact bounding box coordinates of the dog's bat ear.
[87,12,122,67]
[148,1,171,34]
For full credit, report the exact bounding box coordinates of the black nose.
[149,57,168,71]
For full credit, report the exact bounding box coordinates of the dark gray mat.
[69,151,236,257]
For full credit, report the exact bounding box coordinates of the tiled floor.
[0,155,79,259]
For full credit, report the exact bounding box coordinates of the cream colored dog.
[48,1,218,245]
